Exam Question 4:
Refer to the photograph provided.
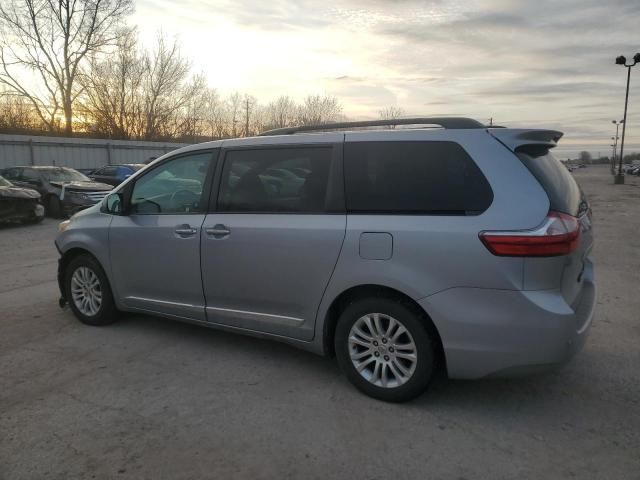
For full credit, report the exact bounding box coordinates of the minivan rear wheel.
[64,254,119,326]
[335,297,435,402]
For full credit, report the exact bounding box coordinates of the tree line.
[0,0,378,142]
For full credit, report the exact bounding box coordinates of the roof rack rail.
[259,117,485,136]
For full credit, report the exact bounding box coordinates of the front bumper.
[62,197,99,216]
[419,261,596,379]
[54,241,67,307]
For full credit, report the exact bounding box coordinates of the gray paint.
[359,232,393,260]
[56,126,597,380]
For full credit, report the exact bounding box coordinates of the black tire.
[46,195,62,218]
[64,254,119,326]
[335,297,435,402]
[23,214,44,224]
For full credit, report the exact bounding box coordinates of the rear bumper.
[419,261,596,379]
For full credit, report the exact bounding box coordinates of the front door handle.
[175,224,197,237]
[205,224,231,238]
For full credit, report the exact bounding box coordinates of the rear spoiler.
[488,128,563,152]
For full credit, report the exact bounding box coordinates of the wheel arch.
[58,247,112,305]
[322,284,447,374]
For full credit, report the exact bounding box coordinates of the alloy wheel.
[348,313,418,388]
[70,266,102,317]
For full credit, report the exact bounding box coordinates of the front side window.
[130,152,213,214]
[344,141,493,215]
[218,147,332,213]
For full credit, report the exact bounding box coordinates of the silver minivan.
[55,118,595,402]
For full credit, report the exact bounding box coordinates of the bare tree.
[297,94,342,125]
[0,0,133,134]
[169,73,207,140]
[200,87,226,138]
[80,29,144,139]
[0,90,42,131]
[378,105,404,129]
[265,95,297,129]
[379,105,404,120]
[227,92,242,138]
[141,33,192,139]
[241,93,256,136]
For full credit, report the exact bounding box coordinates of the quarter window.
[130,152,213,214]
[218,147,332,213]
[344,141,493,215]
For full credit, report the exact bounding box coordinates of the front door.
[109,150,217,321]
[201,145,346,340]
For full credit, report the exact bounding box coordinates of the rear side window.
[516,148,583,216]
[344,141,493,215]
[218,147,332,213]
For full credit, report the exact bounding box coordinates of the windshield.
[0,175,12,187]
[41,168,90,182]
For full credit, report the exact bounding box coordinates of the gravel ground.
[1,165,639,480]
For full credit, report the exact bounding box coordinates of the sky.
[131,0,640,158]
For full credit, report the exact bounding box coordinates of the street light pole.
[611,120,622,174]
[614,53,640,184]
[611,138,616,173]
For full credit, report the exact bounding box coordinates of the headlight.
[58,220,71,232]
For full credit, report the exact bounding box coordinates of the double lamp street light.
[613,53,640,184]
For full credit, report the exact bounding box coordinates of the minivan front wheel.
[64,254,118,326]
[335,298,435,402]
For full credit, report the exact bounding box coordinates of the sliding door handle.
[205,224,231,238]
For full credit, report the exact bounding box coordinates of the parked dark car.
[0,166,112,218]
[0,175,45,224]
[89,164,145,186]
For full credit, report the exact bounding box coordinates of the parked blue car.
[89,164,145,186]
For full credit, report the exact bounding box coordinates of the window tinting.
[218,147,332,213]
[344,141,493,214]
[516,147,584,216]
[130,152,212,214]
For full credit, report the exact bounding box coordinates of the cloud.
[132,0,640,152]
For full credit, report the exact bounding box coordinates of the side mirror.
[103,192,123,215]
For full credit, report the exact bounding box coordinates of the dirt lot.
[1,165,639,480]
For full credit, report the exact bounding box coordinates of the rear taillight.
[479,211,580,257]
